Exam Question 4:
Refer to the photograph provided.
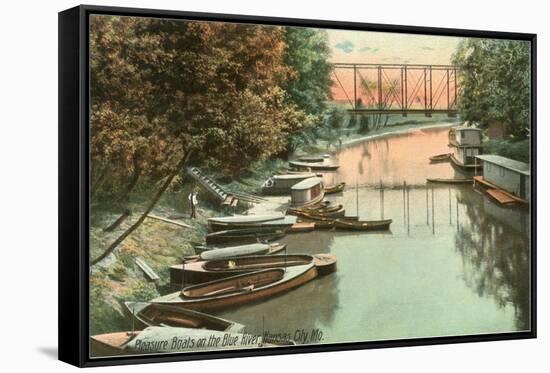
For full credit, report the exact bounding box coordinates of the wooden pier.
[187,167,265,206]
[473,176,528,205]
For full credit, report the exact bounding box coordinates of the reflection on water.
[217,125,530,344]
[324,127,468,187]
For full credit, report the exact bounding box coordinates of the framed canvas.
[58,4,536,367]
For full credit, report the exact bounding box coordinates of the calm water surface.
[218,126,530,345]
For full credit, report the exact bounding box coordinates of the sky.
[327,29,463,65]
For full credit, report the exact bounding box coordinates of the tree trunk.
[103,209,131,232]
[91,151,192,266]
[91,166,108,198]
[117,156,142,203]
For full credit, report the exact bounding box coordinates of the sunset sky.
[326,29,463,65]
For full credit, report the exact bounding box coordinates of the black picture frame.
[58,4,537,368]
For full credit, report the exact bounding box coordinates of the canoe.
[295,213,335,229]
[123,302,245,332]
[91,327,294,357]
[306,200,331,209]
[289,204,343,215]
[208,214,284,226]
[289,160,339,171]
[205,254,336,275]
[188,243,287,261]
[325,182,346,194]
[151,264,318,311]
[172,254,335,283]
[426,178,473,184]
[429,153,451,162]
[205,227,286,246]
[296,156,325,163]
[208,215,297,232]
[290,209,345,219]
[334,218,392,231]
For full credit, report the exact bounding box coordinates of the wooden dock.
[473,176,528,205]
[187,167,265,206]
[486,189,517,205]
[135,257,160,282]
[288,222,315,233]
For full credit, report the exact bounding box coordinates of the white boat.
[290,177,325,207]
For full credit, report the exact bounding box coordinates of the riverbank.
[294,114,459,157]
[89,117,460,335]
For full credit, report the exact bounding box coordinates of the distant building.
[487,120,508,139]
[475,155,530,201]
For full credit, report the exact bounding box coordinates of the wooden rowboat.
[291,209,345,219]
[172,254,336,284]
[123,302,245,332]
[334,218,392,231]
[426,178,473,184]
[289,160,339,171]
[429,153,451,162]
[288,203,342,215]
[296,214,335,229]
[151,265,318,311]
[189,243,286,261]
[208,216,297,232]
[91,327,294,357]
[299,200,330,211]
[296,156,325,163]
[325,182,346,194]
[205,228,286,246]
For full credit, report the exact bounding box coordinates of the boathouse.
[449,126,483,168]
[475,155,530,201]
[454,126,482,146]
[452,145,482,166]
[290,177,324,207]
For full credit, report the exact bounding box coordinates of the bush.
[482,139,529,163]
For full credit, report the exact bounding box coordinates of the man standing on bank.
[188,189,199,219]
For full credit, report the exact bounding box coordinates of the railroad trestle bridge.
[331,63,460,116]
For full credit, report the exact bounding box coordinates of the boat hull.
[334,219,392,231]
[290,190,325,208]
[123,302,245,332]
[429,153,451,162]
[289,160,339,171]
[153,265,318,311]
[325,182,346,194]
[171,254,335,284]
[450,153,482,170]
[208,217,297,232]
[205,228,286,245]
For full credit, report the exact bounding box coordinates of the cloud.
[334,40,354,53]
[421,46,435,51]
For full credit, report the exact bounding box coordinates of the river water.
[218,125,530,345]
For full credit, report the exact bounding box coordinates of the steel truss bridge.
[331,63,460,116]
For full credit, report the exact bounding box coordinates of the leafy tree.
[282,27,333,152]
[452,39,530,138]
[90,16,308,265]
[283,27,333,118]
